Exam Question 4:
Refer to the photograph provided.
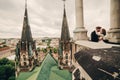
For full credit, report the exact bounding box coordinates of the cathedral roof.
[74,46,120,80]
[17,53,72,80]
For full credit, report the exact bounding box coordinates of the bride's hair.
[101,28,106,36]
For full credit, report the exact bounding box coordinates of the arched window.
[23,55,26,61]
[74,68,81,80]
[24,62,27,66]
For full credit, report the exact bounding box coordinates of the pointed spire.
[21,0,33,42]
[25,0,27,9]
[24,0,28,24]
[60,0,70,42]
[63,0,66,8]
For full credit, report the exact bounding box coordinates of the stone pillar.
[73,0,88,41]
[107,0,120,43]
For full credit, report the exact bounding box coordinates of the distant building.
[0,46,11,59]
[0,41,15,59]
[50,38,59,48]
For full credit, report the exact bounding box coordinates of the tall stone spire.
[60,0,70,42]
[58,0,73,71]
[15,0,39,74]
[21,0,33,43]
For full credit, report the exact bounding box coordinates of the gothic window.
[29,60,32,67]
[23,55,26,61]
[24,62,27,66]
[65,53,68,59]
[74,69,80,80]
[65,53,68,65]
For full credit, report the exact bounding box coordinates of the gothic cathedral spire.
[15,0,38,75]
[21,0,33,43]
[58,0,73,71]
[60,0,70,42]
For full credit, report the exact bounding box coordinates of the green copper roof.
[36,53,57,80]
[17,53,72,80]
[16,66,41,80]
[49,66,72,80]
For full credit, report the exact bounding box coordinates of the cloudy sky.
[0,0,110,38]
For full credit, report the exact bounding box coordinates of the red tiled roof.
[0,47,10,51]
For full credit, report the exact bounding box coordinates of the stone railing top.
[75,40,120,49]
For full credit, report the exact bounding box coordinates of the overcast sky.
[0,0,110,38]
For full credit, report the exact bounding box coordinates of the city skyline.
[0,0,110,38]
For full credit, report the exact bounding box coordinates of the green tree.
[0,58,15,80]
[42,48,47,53]
[37,47,40,52]
[0,66,6,80]
[54,48,58,53]
[46,39,51,47]
[0,58,14,66]
[8,76,15,80]
[0,58,9,65]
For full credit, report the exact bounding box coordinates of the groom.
[91,26,101,42]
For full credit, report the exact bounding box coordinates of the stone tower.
[58,0,73,70]
[15,0,38,72]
